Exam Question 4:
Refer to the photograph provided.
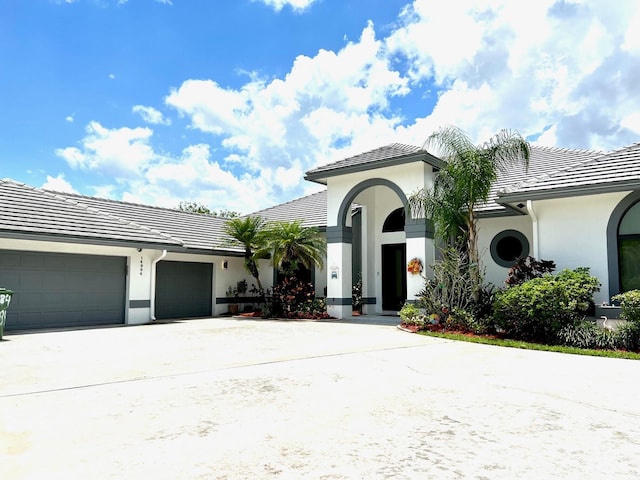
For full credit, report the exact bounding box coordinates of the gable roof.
[250,190,327,228]
[498,142,640,203]
[0,179,241,253]
[305,143,444,184]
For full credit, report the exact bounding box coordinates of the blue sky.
[2,0,640,213]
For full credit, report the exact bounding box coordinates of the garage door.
[0,250,126,331]
[155,261,212,319]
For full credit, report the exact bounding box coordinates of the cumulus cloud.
[55,121,156,179]
[56,0,640,210]
[132,105,171,125]
[252,0,317,13]
[386,0,640,149]
[166,22,409,175]
[42,174,77,194]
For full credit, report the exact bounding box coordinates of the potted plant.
[226,280,248,315]
[226,285,240,315]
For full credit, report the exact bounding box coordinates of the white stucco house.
[1,140,639,331]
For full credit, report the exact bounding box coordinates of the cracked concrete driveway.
[1,317,640,479]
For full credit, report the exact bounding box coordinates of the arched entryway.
[607,191,640,296]
[326,178,434,317]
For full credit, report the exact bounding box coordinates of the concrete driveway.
[1,317,639,479]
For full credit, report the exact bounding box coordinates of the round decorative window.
[490,230,530,267]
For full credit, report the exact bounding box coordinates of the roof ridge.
[48,188,221,219]
[250,189,326,216]
[530,144,603,155]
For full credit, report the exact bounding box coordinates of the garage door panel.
[0,252,21,268]
[0,250,126,331]
[155,261,212,320]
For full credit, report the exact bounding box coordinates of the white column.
[326,227,353,319]
[405,236,435,301]
[405,219,435,302]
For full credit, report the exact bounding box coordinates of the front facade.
[2,140,639,330]
[305,142,640,318]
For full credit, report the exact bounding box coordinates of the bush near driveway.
[493,267,600,344]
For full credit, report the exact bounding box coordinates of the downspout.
[150,250,167,321]
[527,200,539,259]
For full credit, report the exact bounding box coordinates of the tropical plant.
[417,247,476,318]
[612,289,640,323]
[494,267,600,343]
[407,125,531,297]
[263,220,326,276]
[262,277,328,319]
[223,216,269,290]
[352,275,363,313]
[505,256,556,287]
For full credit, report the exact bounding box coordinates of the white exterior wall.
[476,215,533,288]
[0,238,258,322]
[325,161,437,316]
[530,192,628,304]
[326,163,434,225]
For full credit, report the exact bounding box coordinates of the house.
[1,140,639,331]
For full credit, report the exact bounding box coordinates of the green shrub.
[399,303,427,327]
[446,307,493,334]
[494,268,600,344]
[614,321,640,351]
[612,290,640,323]
[262,277,328,319]
[557,321,618,350]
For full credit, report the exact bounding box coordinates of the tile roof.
[0,179,240,252]
[249,190,327,228]
[53,191,238,251]
[497,142,640,201]
[305,143,442,182]
[480,145,603,212]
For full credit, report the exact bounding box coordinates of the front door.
[381,243,406,311]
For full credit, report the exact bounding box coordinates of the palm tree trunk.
[467,208,481,302]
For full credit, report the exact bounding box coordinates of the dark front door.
[381,243,406,311]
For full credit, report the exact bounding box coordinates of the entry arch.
[336,178,410,228]
[607,190,640,297]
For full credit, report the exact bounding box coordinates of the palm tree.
[223,216,269,290]
[408,125,530,294]
[263,220,326,277]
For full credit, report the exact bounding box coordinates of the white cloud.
[385,0,640,149]
[65,114,74,123]
[167,22,408,176]
[132,105,171,125]
[55,121,156,178]
[41,174,77,194]
[57,0,640,211]
[252,0,317,13]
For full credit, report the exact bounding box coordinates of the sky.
[1,0,640,214]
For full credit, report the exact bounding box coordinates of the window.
[619,201,640,292]
[382,207,405,232]
[490,230,530,267]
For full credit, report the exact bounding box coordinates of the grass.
[419,331,640,360]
